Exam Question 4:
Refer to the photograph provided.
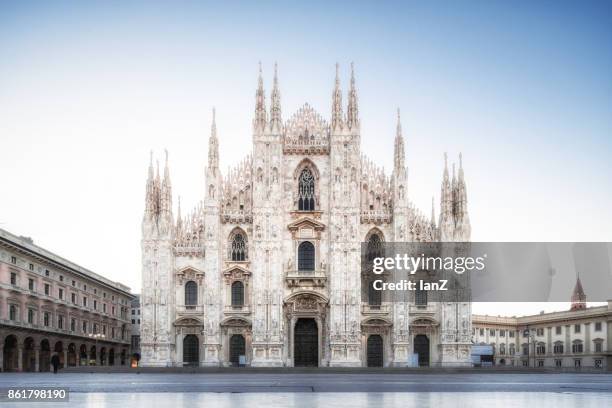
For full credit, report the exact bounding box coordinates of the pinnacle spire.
[254,62,267,130]
[270,62,282,130]
[208,107,219,170]
[393,108,405,171]
[347,62,359,129]
[332,63,343,130]
[431,196,436,226]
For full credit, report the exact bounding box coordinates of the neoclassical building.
[140,64,472,367]
[0,228,133,372]
[473,280,612,369]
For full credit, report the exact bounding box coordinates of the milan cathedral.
[140,63,472,367]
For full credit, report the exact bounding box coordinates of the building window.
[58,315,63,329]
[555,326,562,335]
[184,281,198,307]
[500,343,506,355]
[368,280,382,306]
[595,322,602,331]
[44,312,50,327]
[594,359,603,368]
[479,328,484,336]
[71,318,76,332]
[84,284,87,291]
[93,300,97,310]
[522,344,529,356]
[44,284,50,296]
[10,272,17,285]
[231,281,245,307]
[298,168,315,211]
[112,327,115,338]
[9,305,17,321]
[415,288,427,306]
[93,323,98,334]
[29,263,34,271]
[537,360,544,367]
[366,233,383,261]
[132,319,135,324]
[58,288,63,300]
[83,297,87,307]
[230,232,247,261]
[574,359,581,368]
[554,342,564,354]
[555,359,562,368]
[72,280,76,287]
[298,241,315,271]
[28,309,34,324]
[112,306,115,315]
[71,293,76,304]
[509,331,515,338]
[490,329,495,337]
[94,288,97,294]
[509,344,515,355]
[574,324,581,333]
[82,321,87,333]
[28,278,34,290]
[536,343,545,355]
[45,269,49,276]
[594,341,603,353]
[103,303,107,313]
[499,330,505,337]
[572,341,583,353]
[59,275,63,282]
[11,256,17,264]
[536,328,544,336]
[132,310,135,315]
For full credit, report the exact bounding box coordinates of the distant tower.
[570,277,587,311]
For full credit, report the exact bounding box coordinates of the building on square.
[472,280,612,370]
[140,64,472,367]
[0,228,134,371]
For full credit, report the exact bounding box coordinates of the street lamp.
[88,333,106,365]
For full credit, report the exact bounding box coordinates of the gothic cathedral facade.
[140,64,472,367]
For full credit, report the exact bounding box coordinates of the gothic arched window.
[230,232,247,261]
[185,281,197,307]
[231,281,244,307]
[415,288,427,306]
[298,168,315,211]
[366,233,383,262]
[298,241,315,272]
[368,280,381,307]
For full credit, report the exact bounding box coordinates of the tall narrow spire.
[570,276,587,310]
[393,109,405,171]
[346,62,359,129]
[208,107,219,170]
[161,149,172,216]
[331,63,343,130]
[431,196,436,226]
[254,62,267,130]
[270,62,282,131]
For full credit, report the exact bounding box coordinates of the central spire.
[208,107,219,170]
[394,109,405,171]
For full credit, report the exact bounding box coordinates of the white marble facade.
[140,64,472,367]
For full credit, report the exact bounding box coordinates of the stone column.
[585,322,591,353]
[17,345,23,372]
[176,332,184,366]
[34,347,40,372]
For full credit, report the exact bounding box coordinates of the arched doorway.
[40,339,50,372]
[413,335,430,367]
[294,318,318,367]
[99,347,106,366]
[54,341,64,368]
[90,346,97,365]
[23,337,36,372]
[229,335,245,366]
[79,345,87,366]
[67,344,77,367]
[183,335,199,367]
[109,349,115,366]
[367,335,384,367]
[3,335,18,371]
[120,349,126,365]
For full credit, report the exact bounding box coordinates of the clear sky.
[1,1,611,316]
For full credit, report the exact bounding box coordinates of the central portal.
[294,318,318,367]
[413,334,430,367]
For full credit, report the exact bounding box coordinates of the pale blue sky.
[1,1,611,315]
